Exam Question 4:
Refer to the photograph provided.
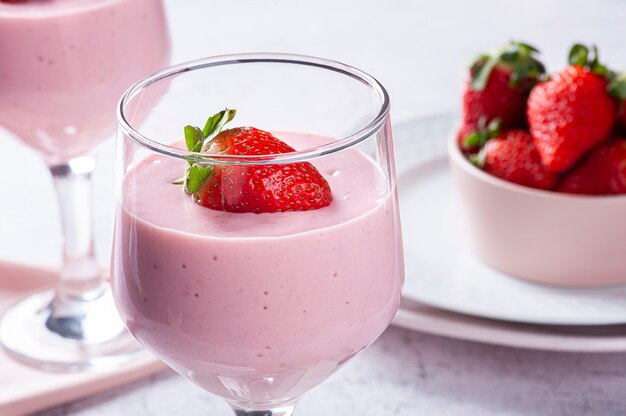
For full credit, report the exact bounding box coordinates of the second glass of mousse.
[0,0,170,371]
[113,54,404,415]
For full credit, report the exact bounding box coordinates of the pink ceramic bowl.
[448,133,626,287]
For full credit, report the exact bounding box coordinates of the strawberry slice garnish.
[527,44,618,173]
[459,42,545,153]
[557,138,626,195]
[177,109,332,214]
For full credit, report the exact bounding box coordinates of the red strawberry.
[180,109,332,214]
[479,129,558,190]
[527,45,617,173]
[557,138,626,195]
[459,42,545,152]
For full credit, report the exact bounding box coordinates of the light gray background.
[2,0,626,415]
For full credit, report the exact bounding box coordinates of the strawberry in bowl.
[449,42,626,286]
[459,42,545,153]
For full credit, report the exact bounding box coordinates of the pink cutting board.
[0,261,165,416]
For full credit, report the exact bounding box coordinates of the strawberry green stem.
[568,43,612,79]
[178,108,237,194]
[470,41,545,91]
[201,109,237,151]
[463,117,501,149]
[608,72,626,100]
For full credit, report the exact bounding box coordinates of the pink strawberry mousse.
[111,133,403,405]
[0,0,169,163]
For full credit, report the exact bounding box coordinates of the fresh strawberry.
[177,109,332,214]
[478,129,558,190]
[459,42,545,152]
[527,44,618,173]
[557,138,626,195]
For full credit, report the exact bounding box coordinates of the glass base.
[231,404,296,416]
[0,282,147,372]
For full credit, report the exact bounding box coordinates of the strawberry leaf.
[470,41,544,91]
[608,73,626,100]
[568,44,589,66]
[470,57,499,92]
[516,42,539,53]
[175,108,238,195]
[464,132,481,148]
[568,43,616,80]
[462,117,502,149]
[184,125,204,152]
[486,118,502,138]
[202,109,236,144]
[185,164,213,194]
[469,148,487,168]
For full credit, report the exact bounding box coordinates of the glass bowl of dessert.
[112,53,404,415]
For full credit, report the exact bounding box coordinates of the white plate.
[394,114,626,326]
[393,298,626,353]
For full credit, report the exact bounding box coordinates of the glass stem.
[231,405,296,416]
[50,156,103,300]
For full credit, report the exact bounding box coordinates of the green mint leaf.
[184,125,204,152]
[202,108,237,140]
[185,164,213,194]
[568,43,588,66]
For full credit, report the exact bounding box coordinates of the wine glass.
[0,0,170,371]
[113,54,404,415]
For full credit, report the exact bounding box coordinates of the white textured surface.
[3,0,626,414]
[38,327,626,416]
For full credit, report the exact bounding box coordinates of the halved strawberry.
[178,109,332,213]
[459,42,545,153]
[557,138,626,195]
[527,44,618,173]
[477,129,558,191]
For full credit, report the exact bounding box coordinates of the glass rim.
[116,53,390,165]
